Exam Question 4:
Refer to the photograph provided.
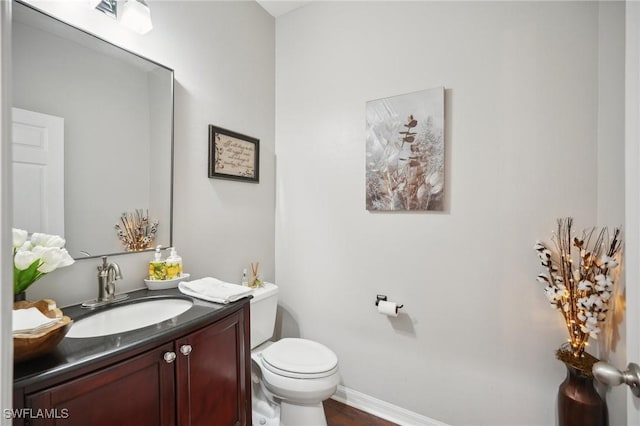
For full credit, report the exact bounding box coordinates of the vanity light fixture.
[91,0,117,19]
[90,0,153,34]
[119,0,153,34]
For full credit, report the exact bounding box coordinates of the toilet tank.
[249,282,278,349]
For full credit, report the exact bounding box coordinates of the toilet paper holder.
[375,295,403,309]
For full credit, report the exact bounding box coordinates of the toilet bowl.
[250,284,340,426]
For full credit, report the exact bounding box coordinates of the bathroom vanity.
[13,289,252,426]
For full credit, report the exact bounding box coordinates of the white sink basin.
[66,297,193,338]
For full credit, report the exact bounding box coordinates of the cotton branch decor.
[534,217,622,370]
[114,209,159,252]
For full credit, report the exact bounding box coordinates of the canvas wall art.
[366,87,445,211]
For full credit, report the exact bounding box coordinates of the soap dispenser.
[149,246,167,280]
[241,268,248,286]
[166,247,183,279]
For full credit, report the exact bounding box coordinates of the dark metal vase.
[558,364,608,426]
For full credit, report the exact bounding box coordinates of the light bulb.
[120,0,153,34]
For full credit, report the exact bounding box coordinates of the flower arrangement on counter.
[534,217,622,370]
[13,228,75,295]
[114,209,159,252]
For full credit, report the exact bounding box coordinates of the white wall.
[20,0,275,308]
[275,2,621,425]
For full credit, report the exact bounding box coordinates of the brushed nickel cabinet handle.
[180,344,192,356]
[163,351,177,363]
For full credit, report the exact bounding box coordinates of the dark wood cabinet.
[176,309,248,426]
[15,304,251,426]
[26,342,176,426]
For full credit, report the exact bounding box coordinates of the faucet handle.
[97,256,109,273]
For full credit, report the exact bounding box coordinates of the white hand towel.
[178,277,252,304]
[13,307,60,334]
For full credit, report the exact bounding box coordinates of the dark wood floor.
[324,398,398,426]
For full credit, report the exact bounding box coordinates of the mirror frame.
[13,0,175,260]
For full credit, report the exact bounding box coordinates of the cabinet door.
[25,343,176,426]
[176,310,249,426]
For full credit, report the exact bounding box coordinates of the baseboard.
[331,385,449,426]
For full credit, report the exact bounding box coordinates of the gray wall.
[274,2,624,425]
[22,1,275,309]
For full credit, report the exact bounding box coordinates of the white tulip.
[14,250,39,271]
[17,241,32,252]
[33,246,74,273]
[57,248,74,268]
[31,232,66,248]
[12,228,28,249]
[34,247,62,273]
[29,233,45,246]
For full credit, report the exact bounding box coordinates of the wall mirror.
[11,0,174,259]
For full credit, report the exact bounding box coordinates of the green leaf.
[14,259,43,295]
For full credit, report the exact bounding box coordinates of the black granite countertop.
[14,288,250,390]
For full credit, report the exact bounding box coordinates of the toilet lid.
[261,338,338,379]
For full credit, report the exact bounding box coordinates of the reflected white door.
[11,107,64,236]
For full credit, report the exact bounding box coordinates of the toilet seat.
[261,338,338,379]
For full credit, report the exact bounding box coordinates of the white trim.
[332,385,449,426]
[626,0,640,423]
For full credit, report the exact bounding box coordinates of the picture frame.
[208,125,259,183]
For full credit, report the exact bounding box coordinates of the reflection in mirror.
[11,1,174,259]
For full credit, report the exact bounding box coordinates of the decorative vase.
[14,292,26,302]
[558,363,608,426]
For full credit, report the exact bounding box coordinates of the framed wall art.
[365,87,445,211]
[208,125,259,183]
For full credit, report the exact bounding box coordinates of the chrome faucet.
[82,256,129,308]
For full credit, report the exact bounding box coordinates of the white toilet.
[250,283,340,426]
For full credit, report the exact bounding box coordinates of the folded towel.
[13,307,60,334]
[178,277,252,304]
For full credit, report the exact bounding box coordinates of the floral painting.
[366,87,444,211]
